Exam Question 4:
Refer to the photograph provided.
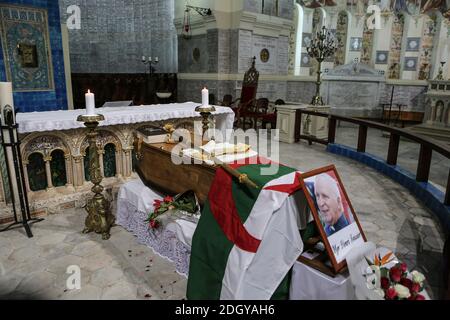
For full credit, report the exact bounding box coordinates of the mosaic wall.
[387,14,405,79]
[58,0,177,74]
[335,11,348,66]
[0,5,54,91]
[360,24,374,65]
[418,15,437,80]
[0,0,67,112]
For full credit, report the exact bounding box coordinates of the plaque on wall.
[260,48,270,63]
[404,57,418,71]
[0,5,54,91]
[375,51,389,64]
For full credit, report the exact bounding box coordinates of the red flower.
[149,219,159,229]
[399,263,408,274]
[381,277,390,290]
[411,282,421,294]
[414,294,426,300]
[400,278,413,290]
[164,196,174,203]
[385,287,397,300]
[389,267,402,283]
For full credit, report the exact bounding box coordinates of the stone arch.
[79,129,122,155]
[21,133,71,161]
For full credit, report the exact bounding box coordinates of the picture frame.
[298,165,366,274]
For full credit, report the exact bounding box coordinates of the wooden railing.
[295,109,450,206]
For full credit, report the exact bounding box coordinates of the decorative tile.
[349,37,362,51]
[406,37,421,51]
[404,57,418,71]
[375,51,389,64]
[300,53,311,67]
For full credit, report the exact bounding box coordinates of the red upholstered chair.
[236,57,259,129]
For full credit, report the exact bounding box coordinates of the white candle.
[148,56,152,62]
[0,82,14,126]
[155,57,159,62]
[142,55,146,62]
[85,89,96,115]
[202,87,209,107]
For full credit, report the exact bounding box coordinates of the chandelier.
[182,3,212,40]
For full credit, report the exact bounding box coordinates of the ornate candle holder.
[195,105,216,140]
[306,26,338,106]
[77,114,115,240]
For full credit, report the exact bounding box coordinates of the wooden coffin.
[134,138,216,205]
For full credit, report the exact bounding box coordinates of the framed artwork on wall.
[406,38,421,52]
[298,165,366,274]
[349,37,362,52]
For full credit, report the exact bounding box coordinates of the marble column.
[73,155,84,187]
[123,149,133,178]
[98,149,105,178]
[44,156,54,190]
[22,161,31,193]
[64,154,73,186]
[115,149,122,178]
[430,104,436,123]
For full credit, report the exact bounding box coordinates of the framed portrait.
[299,165,366,273]
[349,37,362,52]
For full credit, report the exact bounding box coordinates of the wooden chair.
[235,57,260,128]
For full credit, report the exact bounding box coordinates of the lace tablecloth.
[16,102,234,136]
[116,178,196,276]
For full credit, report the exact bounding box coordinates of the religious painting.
[0,5,54,91]
[349,37,362,52]
[404,57,418,71]
[299,165,366,273]
[375,51,389,64]
[334,11,349,66]
[302,33,312,47]
[406,37,421,51]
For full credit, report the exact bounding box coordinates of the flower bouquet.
[145,190,200,229]
[365,251,427,300]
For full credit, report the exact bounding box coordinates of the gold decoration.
[163,123,177,144]
[77,114,115,240]
[195,105,216,140]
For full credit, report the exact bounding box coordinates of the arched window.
[28,153,47,191]
[84,146,90,182]
[103,143,117,178]
[50,149,67,187]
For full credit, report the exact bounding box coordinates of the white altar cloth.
[16,102,235,135]
[289,261,355,300]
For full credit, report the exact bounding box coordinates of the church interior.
[0,0,450,301]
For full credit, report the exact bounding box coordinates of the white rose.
[411,270,425,284]
[394,284,411,299]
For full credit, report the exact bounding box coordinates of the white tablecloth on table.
[116,178,197,276]
[16,102,235,137]
[290,261,355,300]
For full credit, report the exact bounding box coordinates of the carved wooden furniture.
[134,139,216,205]
[236,57,260,128]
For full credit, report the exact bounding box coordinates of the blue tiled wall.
[0,0,67,112]
[327,143,450,232]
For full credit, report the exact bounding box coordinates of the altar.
[0,103,234,224]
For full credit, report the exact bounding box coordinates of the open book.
[200,141,251,157]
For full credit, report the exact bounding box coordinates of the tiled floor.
[0,129,446,299]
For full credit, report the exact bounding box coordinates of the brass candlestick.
[195,105,216,139]
[307,26,338,106]
[77,114,115,240]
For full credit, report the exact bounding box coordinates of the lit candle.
[202,87,209,107]
[148,56,152,62]
[142,55,146,62]
[85,89,96,115]
[155,57,159,62]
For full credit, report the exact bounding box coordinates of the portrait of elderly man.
[314,173,352,236]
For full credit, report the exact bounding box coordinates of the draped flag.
[187,158,304,299]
